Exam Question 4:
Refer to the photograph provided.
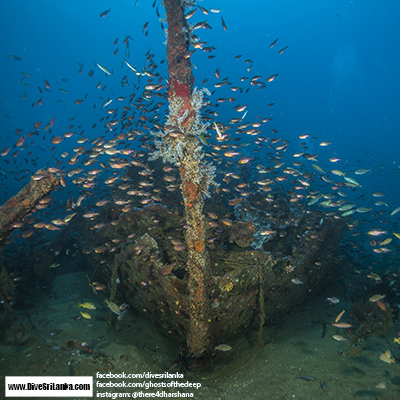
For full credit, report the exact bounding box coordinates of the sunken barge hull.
[80,196,346,344]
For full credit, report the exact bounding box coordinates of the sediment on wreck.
[75,197,347,345]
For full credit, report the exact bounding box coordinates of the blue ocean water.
[1,1,399,200]
[1,2,399,177]
[1,0,400,398]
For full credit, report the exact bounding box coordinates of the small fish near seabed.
[214,344,232,352]
[326,297,340,305]
[104,299,129,320]
[334,310,345,323]
[105,298,121,315]
[332,322,352,329]
[79,302,96,310]
[379,349,395,364]
[332,335,348,342]
[298,374,315,382]
[369,294,386,303]
[291,278,304,285]
[80,311,92,319]
[49,329,62,337]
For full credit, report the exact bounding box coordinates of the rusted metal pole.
[160,0,213,355]
[0,169,59,243]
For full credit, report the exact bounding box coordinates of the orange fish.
[161,263,176,276]
[335,310,345,323]
[228,198,244,206]
[16,136,25,147]
[376,300,388,312]
[51,136,62,144]
[1,147,11,156]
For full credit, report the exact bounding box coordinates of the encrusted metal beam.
[160,0,213,355]
[0,169,59,245]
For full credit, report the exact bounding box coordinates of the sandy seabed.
[1,270,399,400]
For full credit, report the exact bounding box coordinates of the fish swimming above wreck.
[0,0,399,384]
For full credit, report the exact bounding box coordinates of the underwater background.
[1,0,400,399]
